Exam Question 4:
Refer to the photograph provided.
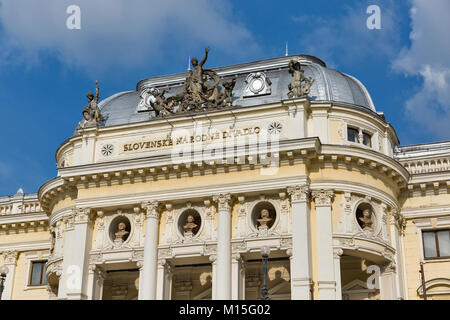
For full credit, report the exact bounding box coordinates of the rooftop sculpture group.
[144,48,236,117]
[83,54,316,124]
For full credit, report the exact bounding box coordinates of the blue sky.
[0,0,449,196]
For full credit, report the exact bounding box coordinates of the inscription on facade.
[120,126,261,154]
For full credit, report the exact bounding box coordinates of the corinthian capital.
[74,208,92,224]
[311,190,334,207]
[213,193,232,211]
[141,201,160,219]
[2,250,18,265]
[287,185,310,202]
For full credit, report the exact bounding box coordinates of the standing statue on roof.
[82,80,104,127]
[287,59,314,98]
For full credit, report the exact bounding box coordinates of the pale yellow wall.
[403,193,450,209]
[309,166,399,200]
[332,193,343,233]
[231,203,239,239]
[158,210,167,244]
[401,190,450,300]
[403,218,450,300]
[329,120,344,144]
[0,229,48,245]
[52,195,75,213]
[12,251,49,300]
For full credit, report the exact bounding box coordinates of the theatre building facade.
[0,53,449,300]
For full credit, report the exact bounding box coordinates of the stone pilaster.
[287,185,312,300]
[156,258,173,300]
[312,190,336,300]
[213,193,232,299]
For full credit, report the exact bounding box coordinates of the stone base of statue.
[83,119,100,128]
[183,232,194,243]
[258,225,269,237]
[114,239,124,247]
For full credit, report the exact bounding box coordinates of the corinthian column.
[140,201,160,300]
[213,193,232,300]
[312,190,336,300]
[287,185,311,300]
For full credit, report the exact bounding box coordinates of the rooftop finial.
[285,42,289,57]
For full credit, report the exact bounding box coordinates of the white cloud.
[0,0,257,71]
[393,0,450,139]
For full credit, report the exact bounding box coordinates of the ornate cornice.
[311,189,334,207]
[213,193,232,212]
[287,185,310,202]
[141,201,160,219]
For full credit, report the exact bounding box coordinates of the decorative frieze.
[312,190,334,207]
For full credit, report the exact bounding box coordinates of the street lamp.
[0,265,9,300]
[260,245,270,300]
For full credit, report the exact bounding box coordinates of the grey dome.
[74,54,375,134]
